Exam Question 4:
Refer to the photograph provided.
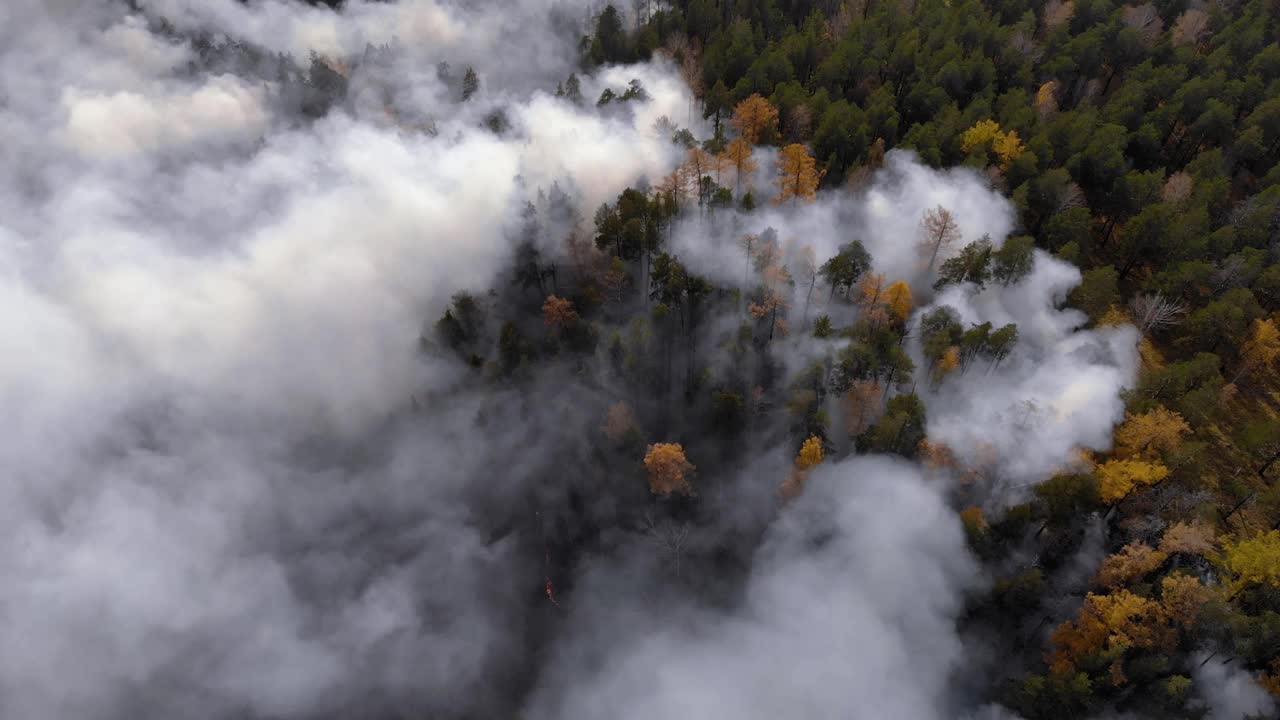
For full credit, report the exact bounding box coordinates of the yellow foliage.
[1222,530,1280,594]
[731,94,779,144]
[1096,459,1169,504]
[1098,305,1130,326]
[938,346,961,376]
[858,272,886,307]
[883,281,914,322]
[1241,318,1280,372]
[796,435,824,470]
[960,506,988,534]
[994,129,1026,170]
[1113,406,1190,459]
[961,119,1003,155]
[774,143,821,203]
[1160,574,1212,626]
[1095,542,1167,589]
[644,443,695,496]
[1049,590,1173,683]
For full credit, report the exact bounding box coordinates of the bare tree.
[1121,3,1163,46]
[1128,293,1188,336]
[642,512,691,578]
[1172,8,1209,47]
[918,206,961,272]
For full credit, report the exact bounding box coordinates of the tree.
[1237,318,1280,380]
[1095,542,1167,589]
[774,143,820,204]
[1222,530,1280,596]
[961,119,1003,155]
[644,442,695,495]
[1158,521,1217,557]
[796,435,824,470]
[1128,294,1187,336]
[602,401,637,442]
[730,93,779,144]
[720,136,757,194]
[883,281,914,324]
[994,130,1026,171]
[993,236,1035,286]
[935,237,993,290]
[820,241,871,299]
[919,206,961,272]
[543,295,578,329]
[461,66,479,101]
[1113,406,1190,459]
[1049,590,1174,682]
[1069,266,1119,323]
[1096,458,1169,504]
[1160,574,1211,627]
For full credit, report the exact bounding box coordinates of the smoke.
[0,0,690,717]
[526,457,979,720]
[919,254,1139,487]
[1194,655,1278,720]
[0,1,1149,719]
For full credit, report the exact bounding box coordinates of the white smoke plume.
[526,457,978,720]
[0,1,1154,719]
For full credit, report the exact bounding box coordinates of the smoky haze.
[0,1,1170,719]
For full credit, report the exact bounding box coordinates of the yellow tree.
[993,130,1025,170]
[1095,542,1168,589]
[731,93,779,144]
[1113,406,1190,459]
[1096,458,1169,504]
[774,143,821,204]
[961,119,1003,154]
[781,435,825,500]
[1237,318,1280,380]
[644,443,695,496]
[1222,530,1280,596]
[918,206,961,272]
[1049,590,1173,683]
[1035,80,1060,120]
[883,281,914,324]
[719,136,757,194]
[796,435,824,469]
[1160,574,1212,626]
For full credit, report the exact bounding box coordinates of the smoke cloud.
[0,1,1199,719]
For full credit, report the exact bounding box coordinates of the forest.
[2,0,1280,718]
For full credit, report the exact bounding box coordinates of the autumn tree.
[1159,521,1217,557]
[919,206,961,272]
[1096,458,1169,504]
[644,442,695,496]
[1113,406,1190,459]
[844,380,884,436]
[774,143,821,204]
[883,281,914,324]
[1095,542,1167,589]
[782,435,825,499]
[543,295,578,329]
[1235,318,1280,381]
[1222,530,1280,596]
[720,136,756,194]
[602,401,637,442]
[730,93,779,144]
[1049,590,1174,683]
[1159,574,1211,626]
